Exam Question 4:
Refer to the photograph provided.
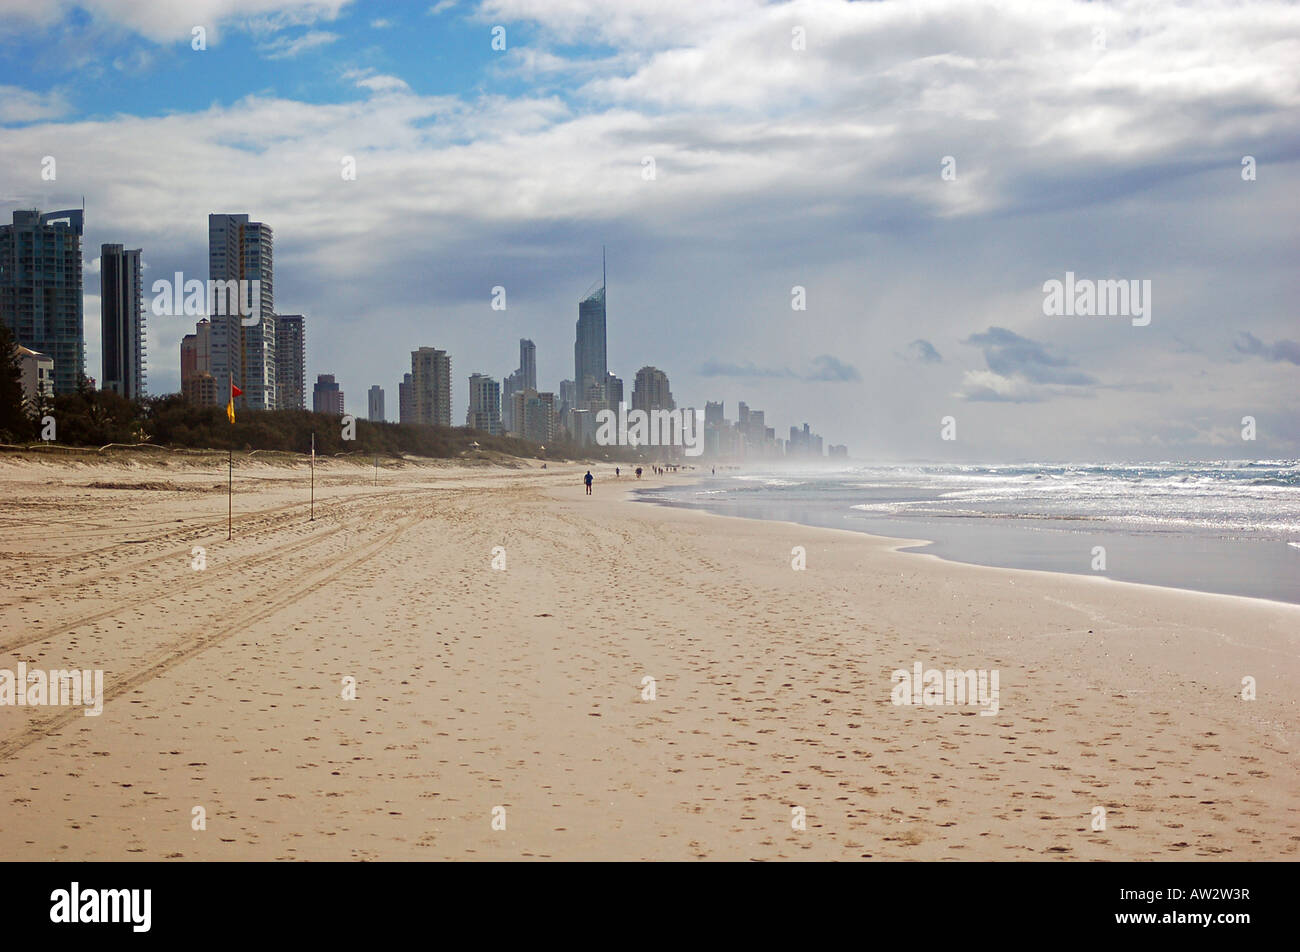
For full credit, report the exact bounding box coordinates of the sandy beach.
[0,451,1296,861]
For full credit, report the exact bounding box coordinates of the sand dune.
[0,453,1295,860]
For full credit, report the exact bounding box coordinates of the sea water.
[636,460,1300,604]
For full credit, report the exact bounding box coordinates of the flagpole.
[310,432,315,522]
[227,373,233,541]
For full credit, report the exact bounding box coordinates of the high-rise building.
[466,373,502,435]
[208,213,274,411]
[788,423,823,456]
[574,251,606,405]
[180,319,214,406]
[0,209,85,395]
[632,366,674,412]
[99,244,145,400]
[368,385,385,422]
[558,378,577,437]
[312,374,344,415]
[605,372,623,409]
[705,401,724,425]
[398,372,413,424]
[502,339,536,432]
[518,338,536,391]
[181,318,211,384]
[276,314,306,410]
[510,388,556,444]
[410,346,451,426]
[502,369,521,432]
[183,372,217,407]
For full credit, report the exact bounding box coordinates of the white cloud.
[0,0,351,43]
[344,69,413,95]
[259,29,339,58]
[0,85,70,123]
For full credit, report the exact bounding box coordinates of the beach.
[0,452,1296,861]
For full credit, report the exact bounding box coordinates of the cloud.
[0,85,69,123]
[805,354,861,381]
[428,1,456,15]
[962,326,1096,386]
[259,29,338,58]
[370,18,392,29]
[699,360,790,378]
[1233,332,1300,365]
[698,355,860,381]
[901,338,942,363]
[0,0,351,44]
[955,370,1046,403]
[342,69,413,94]
[955,326,1098,402]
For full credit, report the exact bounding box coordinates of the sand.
[0,450,1296,861]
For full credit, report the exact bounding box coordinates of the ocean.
[635,460,1300,605]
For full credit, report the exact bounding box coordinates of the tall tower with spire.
[574,249,607,407]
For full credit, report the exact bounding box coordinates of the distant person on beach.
[616,467,620,477]
[636,467,642,479]
[584,471,593,495]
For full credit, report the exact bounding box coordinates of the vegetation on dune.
[0,359,651,462]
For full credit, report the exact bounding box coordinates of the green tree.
[0,321,31,441]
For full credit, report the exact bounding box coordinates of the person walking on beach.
[635,467,642,479]
[584,471,593,495]
[616,467,620,478]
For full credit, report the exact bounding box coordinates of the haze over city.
[2,0,1296,460]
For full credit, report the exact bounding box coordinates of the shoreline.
[630,483,1300,609]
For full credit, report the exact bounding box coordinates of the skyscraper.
[605,372,623,409]
[398,372,413,424]
[208,213,274,411]
[180,318,210,382]
[276,314,306,410]
[100,244,145,400]
[502,369,520,432]
[466,373,502,435]
[368,385,385,422]
[0,209,85,395]
[518,338,536,391]
[573,250,606,404]
[632,366,674,412]
[410,346,451,426]
[502,338,535,432]
[312,374,344,415]
[180,319,214,406]
[559,379,576,414]
[558,378,577,436]
[510,388,556,444]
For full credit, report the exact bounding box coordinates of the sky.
[0,0,1296,461]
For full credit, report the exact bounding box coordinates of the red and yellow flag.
[227,382,243,424]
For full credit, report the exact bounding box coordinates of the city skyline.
[2,2,1295,460]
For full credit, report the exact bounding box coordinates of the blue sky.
[1,0,1297,460]
[0,2,559,118]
